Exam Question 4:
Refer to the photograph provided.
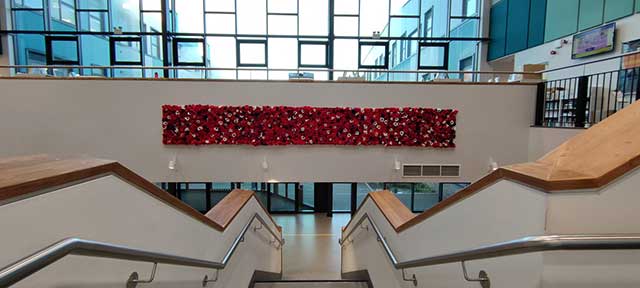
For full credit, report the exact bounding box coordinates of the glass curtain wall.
[6,0,482,80]
[159,181,469,214]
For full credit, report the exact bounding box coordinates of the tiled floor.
[272,213,352,280]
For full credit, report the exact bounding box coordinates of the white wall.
[0,175,282,287]
[0,79,537,183]
[342,180,548,288]
[528,127,584,161]
[342,163,640,287]
[512,14,640,80]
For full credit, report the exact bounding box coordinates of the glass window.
[175,0,204,33]
[390,17,418,37]
[332,183,352,212]
[14,10,45,31]
[270,183,295,212]
[333,39,358,72]
[46,36,79,64]
[212,182,233,190]
[12,0,43,8]
[414,183,439,212]
[423,9,433,37]
[301,182,314,211]
[142,0,161,11]
[78,0,107,10]
[79,11,108,32]
[268,0,297,13]
[268,15,298,35]
[80,35,110,76]
[238,40,267,67]
[268,38,296,70]
[359,42,388,68]
[49,0,76,28]
[385,183,412,210]
[390,0,419,16]
[111,0,140,32]
[334,0,358,14]
[334,16,358,36]
[174,38,205,66]
[442,183,469,200]
[299,0,328,36]
[205,0,235,12]
[207,37,237,79]
[237,0,266,34]
[418,42,448,69]
[359,0,388,37]
[206,13,236,34]
[356,183,383,208]
[299,41,327,67]
[111,37,142,65]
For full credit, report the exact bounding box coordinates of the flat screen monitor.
[572,23,616,59]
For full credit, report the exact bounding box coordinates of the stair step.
[254,280,369,288]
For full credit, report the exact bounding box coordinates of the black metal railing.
[536,67,640,128]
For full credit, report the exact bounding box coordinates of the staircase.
[254,280,369,288]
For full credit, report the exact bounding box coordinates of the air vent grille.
[421,165,441,176]
[441,165,461,177]
[403,165,422,177]
[402,164,461,177]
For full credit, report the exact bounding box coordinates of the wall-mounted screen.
[572,23,616,59]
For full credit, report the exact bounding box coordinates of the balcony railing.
[0,65,539,84]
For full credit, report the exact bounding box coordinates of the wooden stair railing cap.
[0,154,281,234]
[348,100,640,233]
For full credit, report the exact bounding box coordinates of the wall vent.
[421,165,441,176]
[402,164,461,177]
[402,165,422,177]
[441,165,461,177]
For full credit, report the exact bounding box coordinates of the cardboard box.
[522,64,546,80]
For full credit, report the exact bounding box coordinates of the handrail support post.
[461,261,490,288]
[127,262,157,288]
[202,269,219,287]
[402,268,418,286]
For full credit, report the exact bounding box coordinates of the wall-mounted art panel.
[162,105,458,147]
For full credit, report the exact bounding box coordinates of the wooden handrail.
[0,155,281,234]
[347,100,640,233]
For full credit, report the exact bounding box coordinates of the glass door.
[331,183,352,212]
[269,182,298,213]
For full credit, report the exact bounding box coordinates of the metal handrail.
[340,212,640,286]
[0,213,283,287]
[0,64,539,75]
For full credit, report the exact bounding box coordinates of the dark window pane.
[356,183,383,208]
[301,182,314,211]
[271,183,295,212]
[386,183,412,209]
[414,183,439,212]
[442,183,469,200]
[332,183,351,212]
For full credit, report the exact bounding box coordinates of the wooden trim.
[0,76,540,86]
[0,155,280,234]
[368,191,415,230]
[353,101,640,233]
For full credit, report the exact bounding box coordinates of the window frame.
[45,35,80,65]
[358,41,389,69]
[236,39,268,67]
[109,36,143,66]
[298,40,329,68]
[173,37,206,66]
[417,42,449,70]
